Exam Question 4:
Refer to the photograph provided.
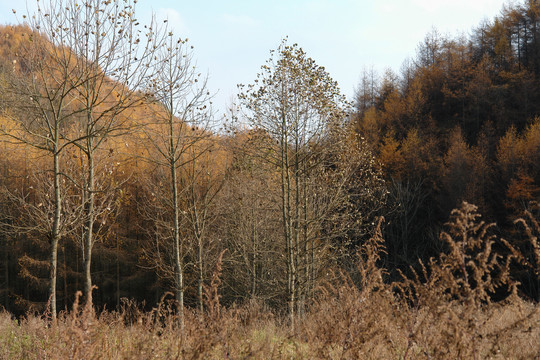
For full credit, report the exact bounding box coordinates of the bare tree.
[179,139,227,312]
[0,0,168,315]
[0,24,88,319]
[216,134,285,305]
[238,39,356,324]
[56,0,166,304]
[140,33,213,327]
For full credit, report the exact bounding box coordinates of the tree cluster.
[354,1,540,296]
[0,0,539,319]
[0,1,385,318]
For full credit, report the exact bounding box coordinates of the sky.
[0,0,510,115]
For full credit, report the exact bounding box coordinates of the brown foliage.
[2,203,539,359]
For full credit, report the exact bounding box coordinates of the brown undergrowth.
[1,202,539,359]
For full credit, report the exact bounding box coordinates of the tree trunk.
[50,150,62,321]
[280,110,295,327]
[251,209,257,298]
[83,148,95,304]
[197,232,204,313]
[4,236,9,309]
[116,234,120,310]
[303,160,310,302]
[294,130,304,317]
[170,115,184,329]
[190,165,205,314]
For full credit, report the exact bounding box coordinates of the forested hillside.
[354,1,540,294]
[0,1,539,358]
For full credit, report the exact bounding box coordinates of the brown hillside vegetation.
[0,0,539,358]
[355,0,540,289]
[0,203,539,359]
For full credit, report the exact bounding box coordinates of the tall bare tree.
[238,39,355,324]
[0,25,85,319]
[141,33,212,327]
[1,0,168,315]
[57,0,166,304]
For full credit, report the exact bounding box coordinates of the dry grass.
[1,202,539,359]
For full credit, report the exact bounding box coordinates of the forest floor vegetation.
[1,203,539,359]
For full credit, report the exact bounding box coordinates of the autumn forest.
[0,0,539,358]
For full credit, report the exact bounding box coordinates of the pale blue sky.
[1,0,509,114]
